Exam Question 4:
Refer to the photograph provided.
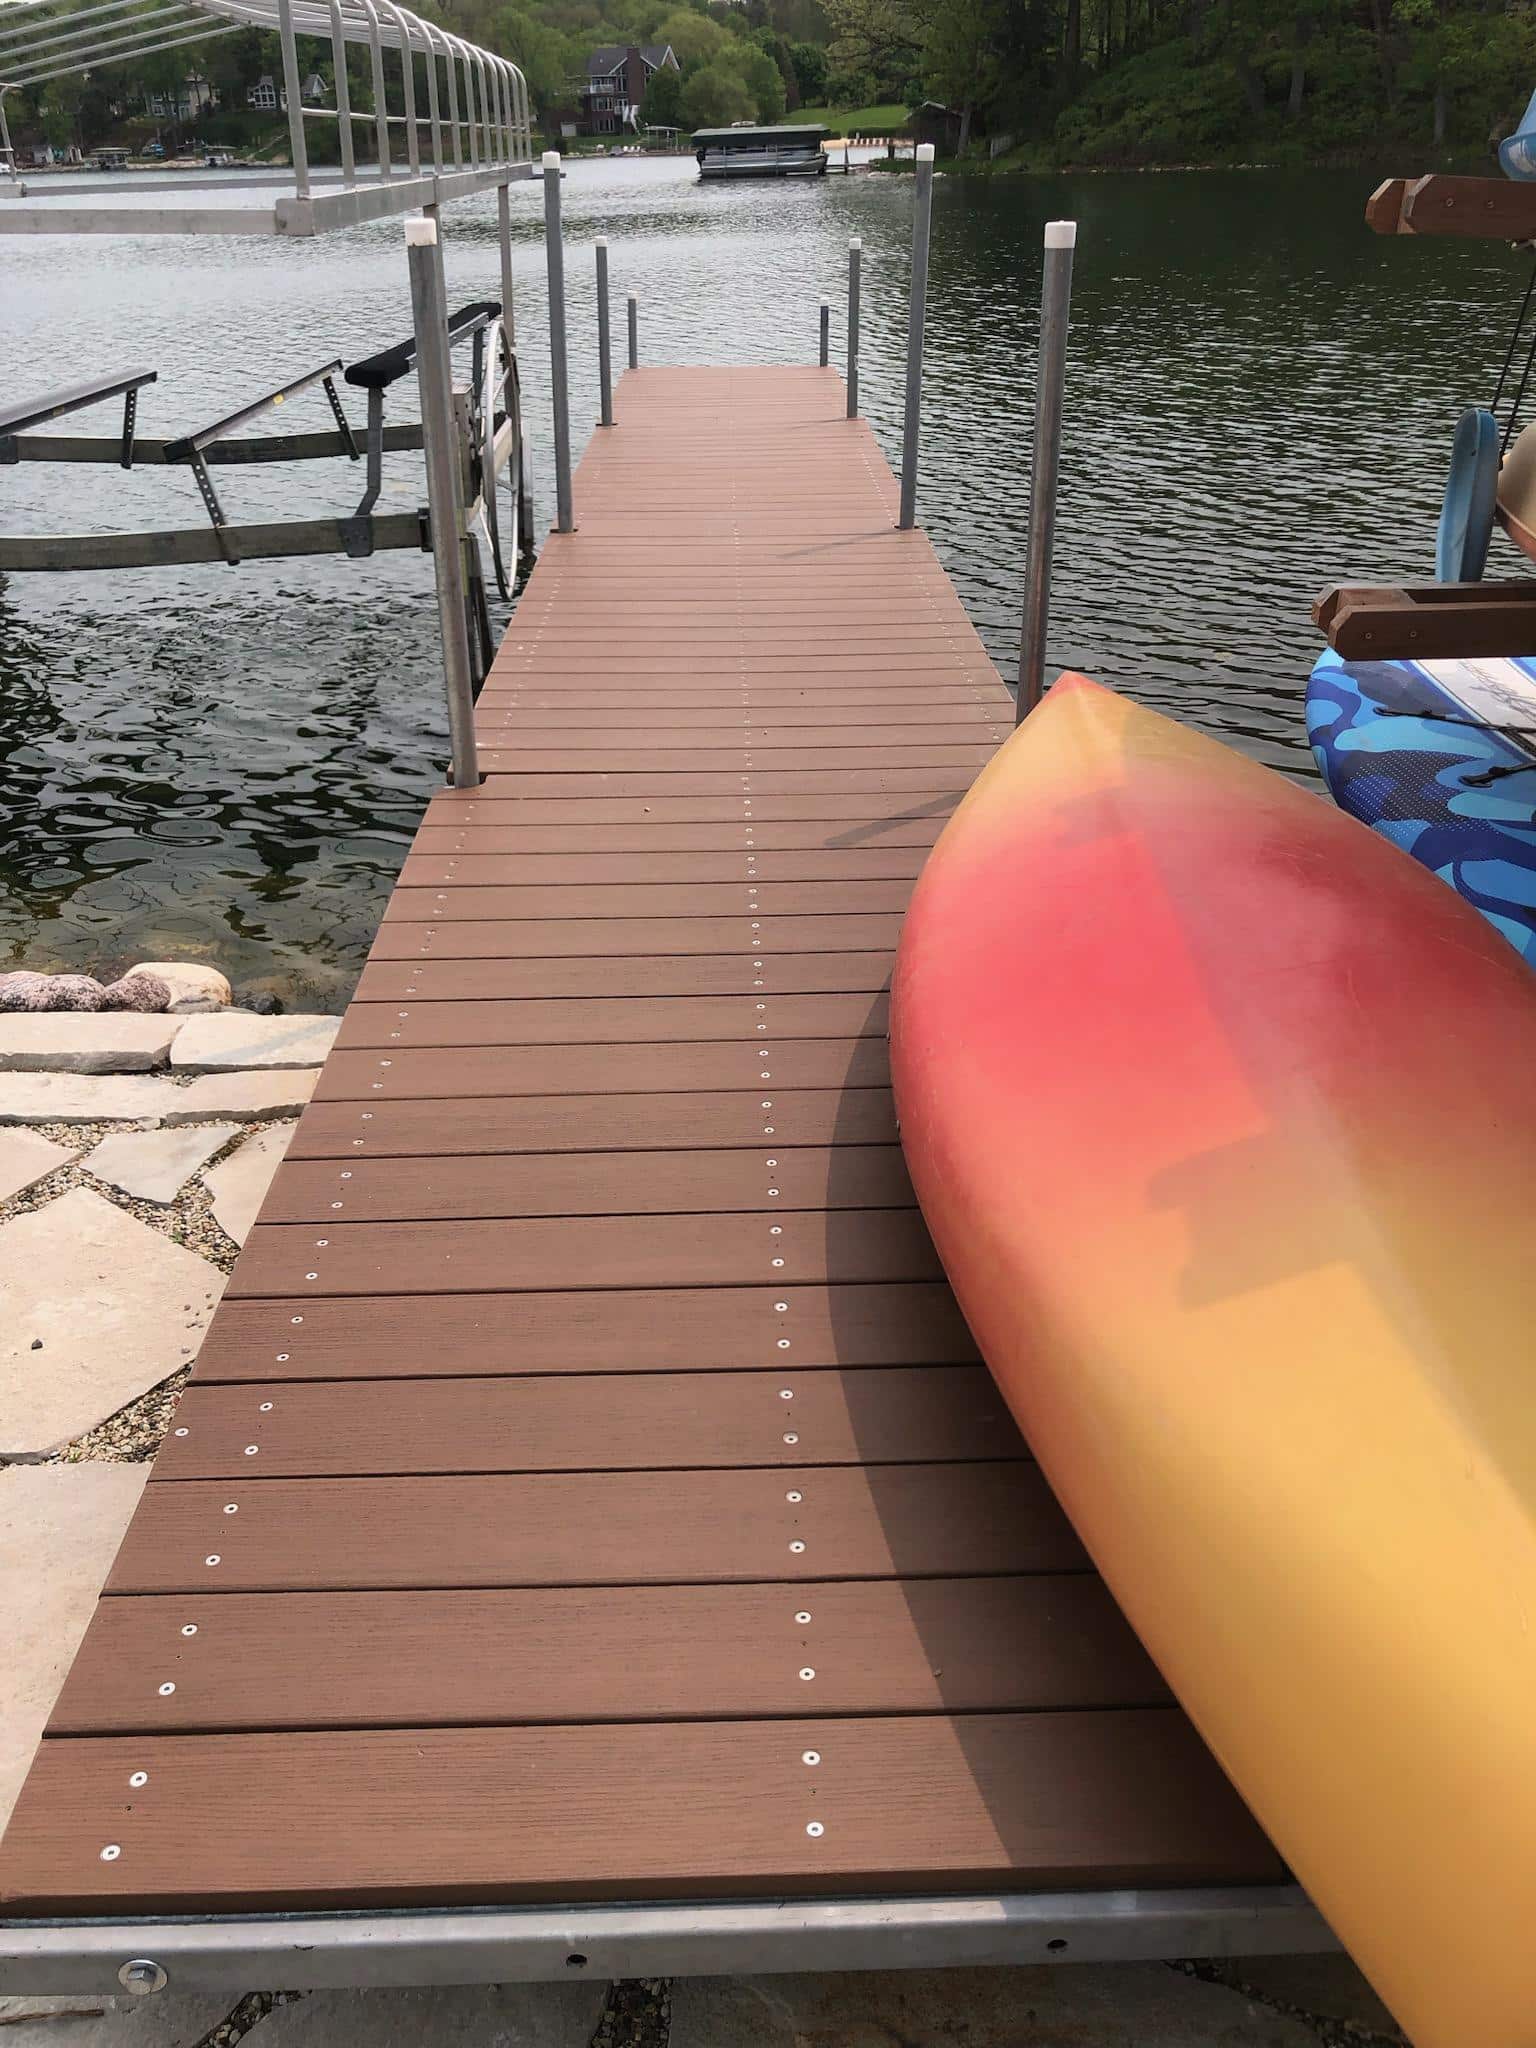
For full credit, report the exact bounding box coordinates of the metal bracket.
[353,388,386,519]
[336,515,375,560]
[186,450,236,565]
[120,386,138,470]
[322,375,359,462]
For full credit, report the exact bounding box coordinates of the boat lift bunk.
[0,305,532,678]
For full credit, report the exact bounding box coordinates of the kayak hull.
[891,677,1536,2048]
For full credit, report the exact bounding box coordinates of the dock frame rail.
[1,1888,1335,1997]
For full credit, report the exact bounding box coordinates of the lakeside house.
[142,71,217,122]
[577,43,678,136]
[246,71,328,112]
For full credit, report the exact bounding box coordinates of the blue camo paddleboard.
[1307,650,1536,964]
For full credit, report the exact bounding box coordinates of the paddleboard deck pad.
[1307,649,1536,962]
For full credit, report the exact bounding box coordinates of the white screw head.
[802,1750,820,1766]
[783,1432,798,1445]
[100,1844,121,1862]
[243,1445,259,1456]
[777,1338,791,1349]
[205,1554,221,1567]
[774,1302,788,1311]
[799,1667,815,1681]
[158,1682,176,1697]
[806,1821,825,1838]
[779,1389,794,1400]
[181,1624,198,1637]
[789,1540,805,1554]
[173,1427,189,1437]
[795,1610,811,1624]
[129,1771,149,1788]
[223,1504,238,1515]
[259,1401,273,1412]
[786,1490,802,1503]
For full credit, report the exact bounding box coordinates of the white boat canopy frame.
[0,0,533,234]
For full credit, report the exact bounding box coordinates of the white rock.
[84,1124,240,1207]
[0,1129,78,1203]
[0,1463,147,1839]
[0,1015,180,1075]
[125,960,233,1012]
[171,1013,339,1073]
[0,1075,179,1126]
[0,1188,223,1457]
[203,1124,294,1246]
[162,1069,320,1123]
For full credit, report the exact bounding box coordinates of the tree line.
[8,0,1536,163]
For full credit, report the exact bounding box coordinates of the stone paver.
[667,1964,1330,2047]
[0,1075,180,1126]
[1,1189,223,1457]
[84,1125,240,1207]
[162,1070,320,1124]
[171,1014,339,1073]
[204,1124,295,1247]
[0,1128,78,1202]
[0,1016,180,1075]
[253,1984,611,2048]
[0,1995,236,2046]
[0,1463,147,1834]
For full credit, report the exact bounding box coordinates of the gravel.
[1,1114,298,1466]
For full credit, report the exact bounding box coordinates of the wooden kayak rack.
[1314,578,1536,658]
[1366,173,1536,241]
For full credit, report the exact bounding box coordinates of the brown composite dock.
[0,366,1301,1972]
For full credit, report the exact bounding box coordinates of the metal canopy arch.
[0,0,532,234]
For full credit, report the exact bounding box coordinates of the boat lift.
[0,305,532,679]
[1,0,535,739]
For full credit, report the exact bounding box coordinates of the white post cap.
[820,297,829,308]
[916,141,935,161]
[404,213,437,245]
[541,149,560,169]
[1044,219,1077,248]
[849,235,861,249]
[595,234,607,248]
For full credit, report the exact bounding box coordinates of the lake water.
[0,159,1521,1002]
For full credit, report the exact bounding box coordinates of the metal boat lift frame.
[0,0,534,236]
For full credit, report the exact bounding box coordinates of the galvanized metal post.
[1016,220,1077,724]
[543,152,574,533]
[627,293,638,370]
[819,299,830,368]
[496,181,515,348]
[274,0,310,199]
[897,142,934,530]
[325,0,355,183]
[596,237,613,427]
[846,236,861,419]
[404,215,480,788]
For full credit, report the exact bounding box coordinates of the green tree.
[823,0,922,99]
[790,38,830,98]
[680,56,756,120]
[655,6,731,68]
[640,59,686,122]
[736,40,788,116]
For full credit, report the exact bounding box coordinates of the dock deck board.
[0,365,1284,1925]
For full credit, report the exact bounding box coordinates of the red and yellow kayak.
[891,676,1536,2048]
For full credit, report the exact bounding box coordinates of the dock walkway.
[0,367,1284,1934]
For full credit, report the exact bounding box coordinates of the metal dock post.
[1016,219,1077,722]
[542,151,574,533]
[404,215,480,788]
[847,237,861,418]
[819,298,830,368]
[496,182,516,348]
[897,142,934,530]
[628,293,639,370]
[596,238,614,427]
